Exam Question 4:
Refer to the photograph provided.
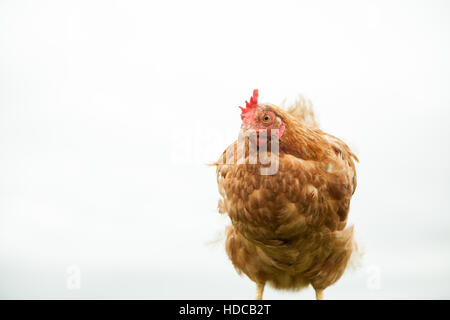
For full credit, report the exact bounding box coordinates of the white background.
[1,0,449,299]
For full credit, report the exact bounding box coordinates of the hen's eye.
[262,114,271,123]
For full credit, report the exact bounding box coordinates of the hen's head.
[239,89,285,146]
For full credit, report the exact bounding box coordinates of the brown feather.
[215,99,358,292]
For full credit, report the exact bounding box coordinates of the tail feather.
[285,96,319,128]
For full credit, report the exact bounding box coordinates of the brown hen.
[214,90,359,300]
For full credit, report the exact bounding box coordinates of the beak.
[239,126,268,146]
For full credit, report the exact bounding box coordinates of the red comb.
[239,89,259,114]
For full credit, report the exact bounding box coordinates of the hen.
[214,90,359,300]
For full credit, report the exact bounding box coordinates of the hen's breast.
[216,140,357,289]
[217,147,355,238]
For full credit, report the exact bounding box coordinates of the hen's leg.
[315,289,324,300]
[256,282,265,300]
